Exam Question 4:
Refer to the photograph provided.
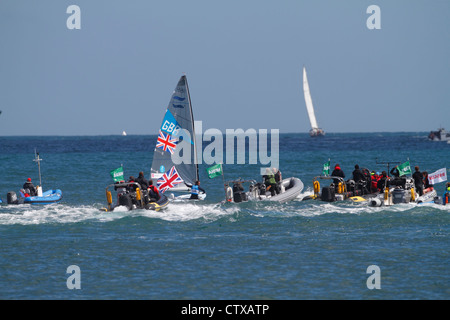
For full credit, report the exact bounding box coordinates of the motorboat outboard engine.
[7,191,18,204]
[248,183,260,200]
[233,190,248,203]
[232,183,248,203]
[392,188,411,204]
[118,193,133,210]
[369,197,383,207]
[321,186,335,202]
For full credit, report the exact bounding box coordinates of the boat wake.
[0,202,241,225]
[1,196,448,226]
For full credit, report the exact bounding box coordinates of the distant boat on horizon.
[428,127,450,142]
[122,131,127,136]
[303,66,325,137]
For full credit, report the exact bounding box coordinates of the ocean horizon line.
[0,131,434,138]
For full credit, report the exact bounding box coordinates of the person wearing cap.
[23,178,37,196]
[331,164,345,185]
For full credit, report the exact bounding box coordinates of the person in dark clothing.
[233,182,244,193]
[274,168,282,183]
[352,164,368,194]
[273,168,283,193]
[390,166,400,178]
[331,164,345,185]
[232,181,247,202]
[127,176,138,192]
[377,171,390,190]
[136,171,149,190]
[23,178,37,196]
[412,166,424,196]
[147,179,160,201]
[352,165,366,183]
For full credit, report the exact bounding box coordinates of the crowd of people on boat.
[113,171,207,208]
[112,171,161,209]
[328,163,435,197]
[226,168,284,203]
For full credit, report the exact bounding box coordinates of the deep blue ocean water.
[0,132,449,300]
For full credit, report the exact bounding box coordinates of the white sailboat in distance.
[303,66,325,137]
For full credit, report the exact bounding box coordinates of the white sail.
[303,67,319,130]
[302,67,324,137]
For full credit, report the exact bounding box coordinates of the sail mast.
[184,75,199,181]
[33,149,43,189]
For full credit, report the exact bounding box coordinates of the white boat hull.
[369,189,438,207]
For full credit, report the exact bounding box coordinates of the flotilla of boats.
[302,162,447,207]
[1,73,448,210]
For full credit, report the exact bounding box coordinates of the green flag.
[322,160,330,176]
[206,164,223,179]
[110,166,124,182]
[398,161,412,176]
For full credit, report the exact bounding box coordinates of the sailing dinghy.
[150,75,206,201]
[303,67,325,137]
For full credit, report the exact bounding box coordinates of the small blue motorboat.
[24,189,63,204]
[7,189,63,205]
[5,150,63,205]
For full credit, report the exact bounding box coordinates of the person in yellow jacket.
[263,168,279,196]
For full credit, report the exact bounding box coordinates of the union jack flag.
[157,166,184,193]
[156,130,179,154]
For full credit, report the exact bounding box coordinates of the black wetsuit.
[412,171,424,196]
[136,176,149,190]
[331,169,345,185]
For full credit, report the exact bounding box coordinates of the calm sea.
[0,133,448,301]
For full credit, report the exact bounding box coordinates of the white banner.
[428,168,447,185]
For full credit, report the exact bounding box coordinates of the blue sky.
[1,0,449,136]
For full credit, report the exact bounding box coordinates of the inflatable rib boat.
[101,182,169,212]
[7,189,63,205]
[368,188,438,207]
[224,177,304,204]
